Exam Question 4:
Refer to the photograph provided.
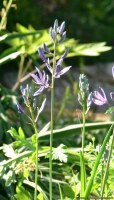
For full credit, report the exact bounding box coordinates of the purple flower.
[46,58,71,78]
[49,27,56,41]
[53,19,58,32]
[31,67,49,96]
[38,48,47,62]
[59,21,65,34]
[17,102,24,114]
[93,87,107,105]
[62,48,69,59]
[43,43,51,54]
[59,31,66,43]
[112,66,114,79]
[86,92,93,113]
[55,63,71,78]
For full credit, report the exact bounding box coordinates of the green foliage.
[0,4,114,198]
[0,23,112,67]
[13,185,32,200]
[0,121,114,199]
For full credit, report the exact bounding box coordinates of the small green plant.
[0,19,114,200]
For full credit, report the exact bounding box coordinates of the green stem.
[49,42,56,200]
[82,105,86,155]
[101,128,114,199]
[29,105,39,200]
[0,0,13,31]
[80,105,86,197]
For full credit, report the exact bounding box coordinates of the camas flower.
[54,59,71,78]
[93,87,107,105]
[46,57,71,78]
[31,67,49,96]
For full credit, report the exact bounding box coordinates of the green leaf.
[63,184,75,199]
[0,51,22,65]
[39,121,113,140]
[7,127,20,140]
[37,193,44,200]
[106,107,114,114]
[80,151,86,197]
[15,185,32,200]
[23,180,49,200]
[18,127,25,140]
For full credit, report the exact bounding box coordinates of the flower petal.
[31,73,42,84]
[35,67,43,80]
[33,87,45,96]
[59,21,65,34]
[93,98,106,105]
[38,48,47,62]
[99,87,107,100]
[59,31,66,43]
[39,98,46,114]
[55,66,71,78]
[56,58,63,67]
[43,43,51,54]
[46,60,52,73]
[87,92,93,108]
[62,48,69,59]
[112,66,114,79]
[93,91,104,101]
[17,102,24,114]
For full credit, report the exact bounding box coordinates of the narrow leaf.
[84,124,113,197]
[80,151,86,197]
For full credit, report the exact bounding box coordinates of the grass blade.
[101,127,114,198]
[84,124,113,197]
[39,122,113,140]
[80,151,86,197]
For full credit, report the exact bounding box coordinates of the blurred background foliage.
[1,0,114,62]
[3,0,114,62]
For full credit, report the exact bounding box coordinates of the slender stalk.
[0,0,13,31]
[80,105,86,197]
[29,105,39,200]
[12,54,25,91]
[82,105,86,155]
[101,128,114,199]
[49,42,56,200]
